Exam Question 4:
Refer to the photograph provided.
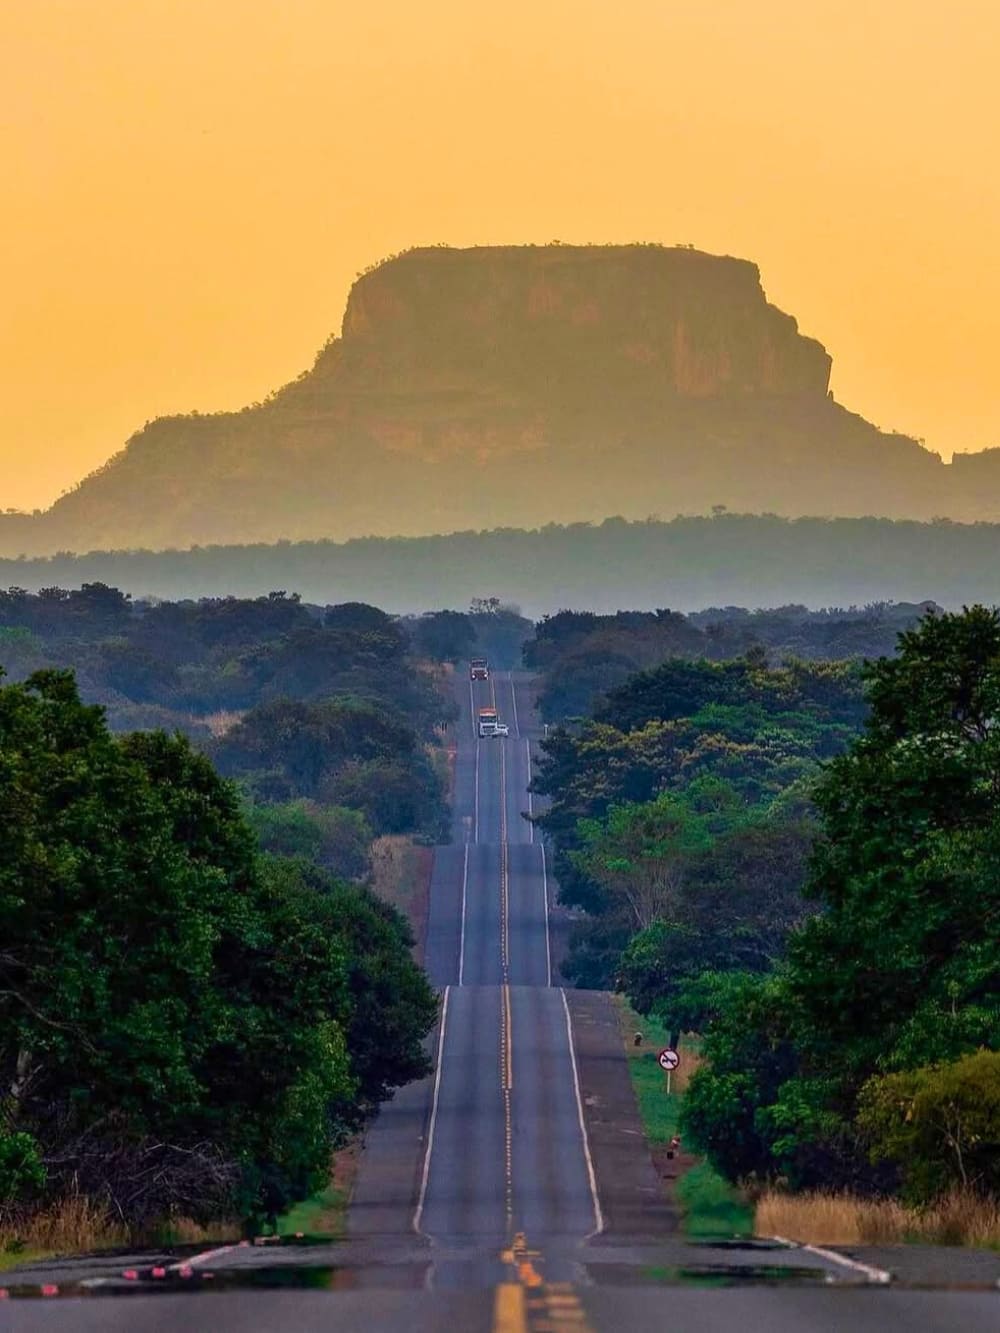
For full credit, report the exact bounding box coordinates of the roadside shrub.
[857,1050,1000,1204]
[0,1133,46,1212]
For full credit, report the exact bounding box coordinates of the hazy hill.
[4,244,999,556]
[2,514,999,616]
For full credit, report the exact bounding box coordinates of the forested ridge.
[2,513,1000,615]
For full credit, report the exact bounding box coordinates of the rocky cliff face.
[324,246,831,400]
[1,245,995,557]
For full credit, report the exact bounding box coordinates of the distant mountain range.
[3,244,998,557]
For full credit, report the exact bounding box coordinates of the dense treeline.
[1,513,1000,614]
[680,609,1000,1202]
[0,586,453,866]
[526,602,936,722]
[532,654,866,988]
[0,588,541,1236]
[534,606,1000,1208]
[0,672,435,1230]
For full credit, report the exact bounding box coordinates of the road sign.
[658,1048,680,1072]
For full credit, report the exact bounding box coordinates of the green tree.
[0,669,434,1225]
[246,799,372,880]
[685,608,1000,1190]
[786,607,1000,1094]
[411,609,476,663]
[858,1051,1000,1204]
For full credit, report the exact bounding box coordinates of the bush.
[0,1133,46,1211]
[857,1050,1000,1204]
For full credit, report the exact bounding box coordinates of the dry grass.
[670,1047,704,1095]
[369,833,432,960]
[0,1196,241,1266]
[156,1215,241,1246]
[0,1196,128,1257]
[756,1188,1000,1248]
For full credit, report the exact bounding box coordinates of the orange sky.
[2,0,998,511]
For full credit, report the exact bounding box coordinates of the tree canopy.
[681,608,1000,1196]
[0,669,435,1227]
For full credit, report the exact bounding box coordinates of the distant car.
[470,658,490,681]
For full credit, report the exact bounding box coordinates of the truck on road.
[477,707,509,738]
[470,658,490,681]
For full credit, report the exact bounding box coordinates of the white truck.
[477,707,509,738]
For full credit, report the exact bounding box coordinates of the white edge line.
[560,988,604,1238]
[541,840,551,988]
[474,735,480,845]
[468,676,476,740]
[458,843,468,986]
[167,1240,246,1272]
[770,1235,891,1284]
[509,671,520,738]
[413,985,450,1236]
[526,738,534,843]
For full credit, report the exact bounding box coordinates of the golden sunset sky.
[2,0,998,511]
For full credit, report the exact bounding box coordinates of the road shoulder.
[564,989,680,1240]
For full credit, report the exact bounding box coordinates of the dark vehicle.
[470,657,489,681]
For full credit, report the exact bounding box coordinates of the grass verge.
[677,1163,753,1239]
[0,1247,51,1274]
[278,1182,349,1239]
[276,1140,359,1240]
[615,996,752,1239]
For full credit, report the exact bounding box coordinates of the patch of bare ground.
[756,1188,1000,1247]
[369,834,433,963]
[200,709,245,737]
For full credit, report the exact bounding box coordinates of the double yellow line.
[501,980,513,1227]
[500,738,509,981]
[498,707,514,1228]
[494,1233,594,1331]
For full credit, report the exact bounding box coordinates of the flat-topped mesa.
[4,242,993,559]
[315,245,832,400]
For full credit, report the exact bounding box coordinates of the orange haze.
[2,0,998,511]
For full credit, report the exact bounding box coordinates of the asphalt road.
[413,672,597,1251]
[5,669,999,1330]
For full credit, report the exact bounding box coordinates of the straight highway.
[6,669,1000,1329]
[413,670,598,1249]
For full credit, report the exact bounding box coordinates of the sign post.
[658,1047,680,1096]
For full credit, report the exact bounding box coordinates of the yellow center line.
[499,735,514,1226]
[502,979,513,1226]
[500,737,509,980]
[496,1234,596,1333]
[493,1282,527,1333]
[504,983,513,1090]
